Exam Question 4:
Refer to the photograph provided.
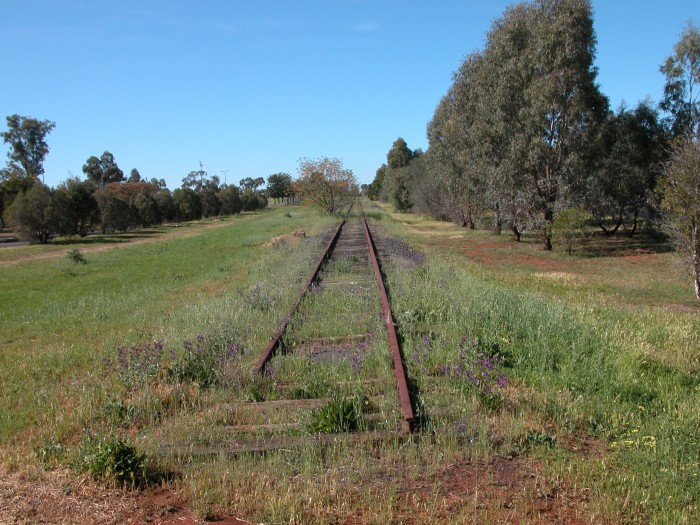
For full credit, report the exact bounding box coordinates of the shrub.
[76,433,146,487]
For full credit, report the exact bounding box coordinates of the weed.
[102,399,136,427]
[35,436,65,469]
[75,433,146,487]
[308,395,368,433]
[66,248,87,264]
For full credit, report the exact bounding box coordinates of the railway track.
[159,204,415,458]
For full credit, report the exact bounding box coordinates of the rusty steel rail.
[252,218,346,375]
[251,201,415,435]
[361,212,415,434]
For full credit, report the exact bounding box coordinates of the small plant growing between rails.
[308,395,369,433]
[75,432,146,488]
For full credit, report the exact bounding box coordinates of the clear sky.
[1,1,698,189]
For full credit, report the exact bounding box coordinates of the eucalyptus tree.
[660,21,700,138]
[518,0,606,249]
[82,151,124,188]
[267,173,292,204]
[381,138,416,211]
[588,101,668,236]
[1,115,55,181]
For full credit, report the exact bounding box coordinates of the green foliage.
[659,138,700,298]
[35,436,66,469]
[551,208,592,255]
[66,248,87,264]
[82,151,124,188]
[659,21,700,138]
[1,114,55,179]
[308,395,367,434]
[7,182,56,243]
[76,433,146,487]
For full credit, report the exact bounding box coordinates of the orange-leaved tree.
[294,157,358,214]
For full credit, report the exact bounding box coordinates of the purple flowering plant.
[442,337,509,396]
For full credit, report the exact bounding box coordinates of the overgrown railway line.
[159,204,416,458]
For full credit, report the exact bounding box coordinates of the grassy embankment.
[1,201,698,524]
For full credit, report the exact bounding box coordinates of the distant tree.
[660,21,700,138]
[7,183,57,243]
[240,188,260,211]
[367,164,386,201]
[360,184,369,196]
[181,170,204,192]
[381,138,418,212]
[128,168,142,182]
[172,188,202,221]
[295,157,358,214]
[217,184,242,215]
[94,185,130,232]
[1,115,55,180]
[201,176,222,217]
[267,172,292,203]
[52,177,98,236]
[133,192,161,227]
[587,102,668,236]
[659,138,700,299]
[153,189,175,221]
[149,177,167,190]
[239,177,266,192]
[82,151,124,187]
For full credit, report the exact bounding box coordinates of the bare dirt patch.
[389,456,596,525]
[0,465,261,525]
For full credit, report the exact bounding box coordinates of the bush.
[76,433,146,487]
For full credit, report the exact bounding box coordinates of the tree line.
[369,0,700,297]
[0,121,295,242]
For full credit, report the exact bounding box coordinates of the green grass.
[2,200,699,524]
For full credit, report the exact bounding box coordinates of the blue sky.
[1,1,698,189]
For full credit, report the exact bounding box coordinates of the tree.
[587,102,668,236]
[267,173,292,203]
[239,177,266,192]
[367,164,386,201]
[217,185,242,215]
[52,177,98,236]
[94,185,130,232]
[128,168,142,182]
[295,157,358,214]
[1,115,55,180]
[660,21,700,138]
[380,138,419,212]
[659,138,700,299]
[172,188,202,221]
[7,183,57,243]
[82,151,124,187]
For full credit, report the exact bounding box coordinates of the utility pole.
[221,169,230,185]
[198,161,204,191]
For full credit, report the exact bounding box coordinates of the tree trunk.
[627,209,639,238]
[542,208,553,250]
[493,204,502,235]
[693,224,700,300]
[511,225,521,242]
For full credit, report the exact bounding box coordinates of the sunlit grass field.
[1,201,698,524]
